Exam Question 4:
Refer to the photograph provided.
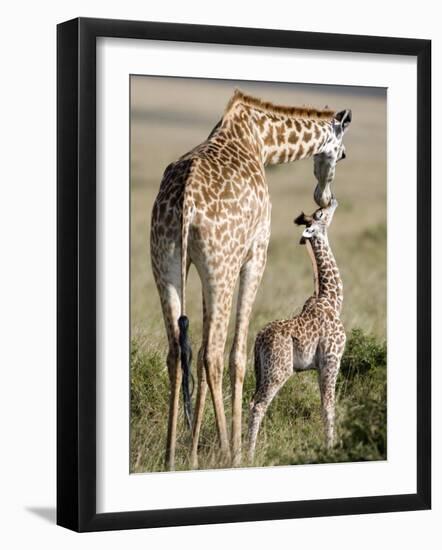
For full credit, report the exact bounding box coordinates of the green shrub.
[331,329,387,462]
[338,383,387,461]
[340,327,387,379]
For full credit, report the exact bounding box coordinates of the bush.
[340,328,387,379]
[331,329,387,462]
[337,383,387,461]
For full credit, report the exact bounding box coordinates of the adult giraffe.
[150,90,351,470]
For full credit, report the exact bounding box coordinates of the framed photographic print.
[57,17,431,532]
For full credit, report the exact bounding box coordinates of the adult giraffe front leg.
[229,239,268,466]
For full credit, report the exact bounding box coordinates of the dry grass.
[130,76,387,472]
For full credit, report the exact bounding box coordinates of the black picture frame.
[57,17,431,532]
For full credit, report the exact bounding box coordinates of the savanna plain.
[130,77,387,472]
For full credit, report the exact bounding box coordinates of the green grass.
[130,329,387,472]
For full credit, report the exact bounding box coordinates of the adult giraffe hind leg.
[200,274,238,466]
[157,284,182,471]
[190,298,208,469]
[190,345,207,468]
[151,249,186,471]
[229,242,268,467]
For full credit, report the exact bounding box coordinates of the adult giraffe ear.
[335,109,352,132]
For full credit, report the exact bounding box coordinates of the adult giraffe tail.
[178,185,193,431]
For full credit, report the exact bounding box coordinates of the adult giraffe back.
[149,89,351,470]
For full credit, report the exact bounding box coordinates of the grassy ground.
[130,76,387,472]
[131,329,386,471]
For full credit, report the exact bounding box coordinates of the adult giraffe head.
[313,110,352,207]
[222,90,352,207]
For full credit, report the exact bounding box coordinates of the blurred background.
[130,76,387,472]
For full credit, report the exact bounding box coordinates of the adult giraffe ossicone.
[150,90,352,470]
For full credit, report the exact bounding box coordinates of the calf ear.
[335,109,352,132]
[294,212,311,226]
[299,225,318,244]
[302,226,317,239]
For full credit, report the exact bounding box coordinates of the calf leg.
[318,355,341,448]
[247,351,292,464]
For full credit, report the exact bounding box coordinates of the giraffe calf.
[247,198,346,463]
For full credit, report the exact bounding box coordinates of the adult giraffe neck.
[223,98,334,166]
